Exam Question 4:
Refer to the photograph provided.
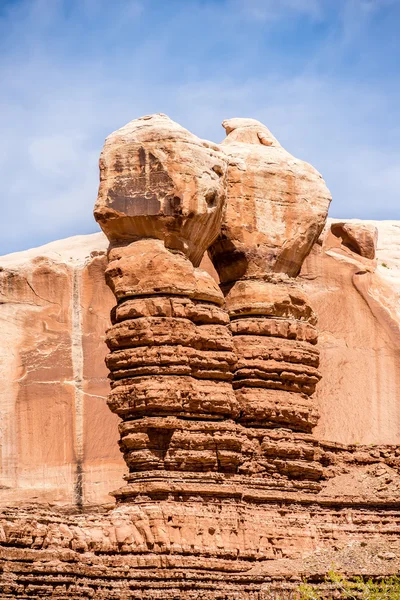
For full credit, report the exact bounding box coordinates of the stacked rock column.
[93,114,244,499]
[222,277,323,484]
[103,240,241,496]
[208,117,332,487]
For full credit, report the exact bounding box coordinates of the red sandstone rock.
[301,218,400,445]
[1,113,400,599]
[94,113,228,266]
[0,234,124,507]
[1,222,397,509]
[209,117,332,280]
[331,220,378,259]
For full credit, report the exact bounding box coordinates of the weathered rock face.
[204,118,330,482]
[2,221,398,510]
[301,219,400,445]
[330,221,378,259]
[209,118,331,280]
[0,234,124,506]
[94,114,330,495]
[1,114,400,599]
[94,113,227,266]
[104,239,240,484]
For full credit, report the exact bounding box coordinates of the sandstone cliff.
[302,219,400,445]
[0,234,124,506]
[0,220,399,506]
[1,114,399,599]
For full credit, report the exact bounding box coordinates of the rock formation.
[0,115,400,599]
[94,113,227,266]
[94,114,331,496]
[0,234,123,506]
[95,115,240,494]
[302,218,400,445]
[208,117,331,484]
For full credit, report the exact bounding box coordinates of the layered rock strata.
[95,114,332,494]
[1,115,400,599]
[95,114,241,496]
[208,117,331,486]
[104,239,240,485]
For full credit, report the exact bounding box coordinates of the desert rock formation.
[95,114,331,496]
[302,219,400,444]
[0,115,399,599]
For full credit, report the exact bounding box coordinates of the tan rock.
[301,219,400,444]
[95,115,333,493]
[331,220,378,259]
[0,233,125,506]
[105,238,223,304]
[1,220,398,508]
[99,233,237,487]
[94,113,228,266]
[2,112,400,599]
[209,117,332,280]
[223,278,317,323]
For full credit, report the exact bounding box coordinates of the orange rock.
[94,114,228,266]
[209,117,332,280]
[2,114,400,599]
[0,234,125,506]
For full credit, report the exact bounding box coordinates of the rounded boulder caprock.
[94,113,228,267]
[209,117,332,281]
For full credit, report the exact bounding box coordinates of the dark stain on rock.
[164,195,183,216]
[108,147,175,217]
[113,153,125,174]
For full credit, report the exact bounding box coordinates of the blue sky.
[0,0,399,255]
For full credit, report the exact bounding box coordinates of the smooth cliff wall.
[301,219,400,445]
[0,234,124,507]
[0,221,399,506]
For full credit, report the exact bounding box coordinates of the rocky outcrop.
[330,221,378,259]
[2,220,398,509]
[105,240,240,482]
[1,114,399,599]
[94,113,228,266]
[210,117,331,279]
[0,235,124,506]
[301,218,400,445]
[94,114,331,495]
[207,117,330,484]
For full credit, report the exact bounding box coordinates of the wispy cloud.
[229,0,324,21]
[0,0,399,255]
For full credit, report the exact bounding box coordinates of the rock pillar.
[94,114,240,498]
[209,118,332,484]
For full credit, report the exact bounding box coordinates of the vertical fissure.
[71,266,84,507]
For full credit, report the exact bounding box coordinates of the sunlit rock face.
[209,117,332,282]
[94,113,228,267]
[3,116,400,600]
[94,114,331,496]
[0,233,124,507]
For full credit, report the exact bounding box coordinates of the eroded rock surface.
[0,234,124,506]
[94,114,331,495]
[1,114,399,599]
[94,113,227,266]
[209,117,331,280]
[301,218,400,444]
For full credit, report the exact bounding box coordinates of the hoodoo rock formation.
[95,115,240,491]
[0,115,400,599]
[208,117,331,484]
[95,114,331,496]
